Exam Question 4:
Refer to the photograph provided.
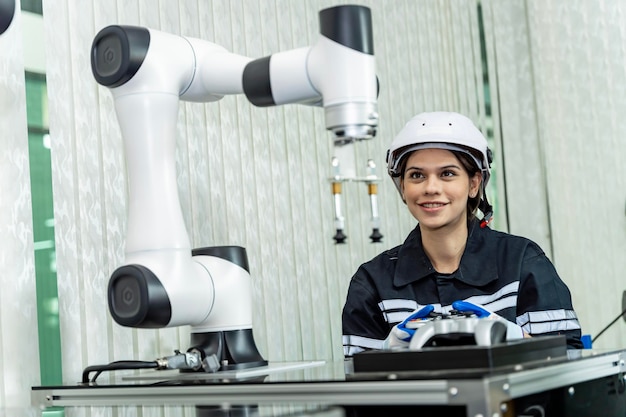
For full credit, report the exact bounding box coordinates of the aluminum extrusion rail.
[31,350,626,417]
[32,379,451,408]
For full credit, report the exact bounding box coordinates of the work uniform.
[342,219,583,356]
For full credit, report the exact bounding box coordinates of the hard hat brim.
[387,142,484,178]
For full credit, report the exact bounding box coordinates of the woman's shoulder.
[361,243,404,268]
[351,242,408,284]
[480,225,546,257]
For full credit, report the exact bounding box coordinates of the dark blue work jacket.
[342,219,582,356]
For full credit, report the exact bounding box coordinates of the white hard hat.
[386,111,494,225]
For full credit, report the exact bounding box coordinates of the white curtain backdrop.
[482,0,626,350]
[0,2,41,417]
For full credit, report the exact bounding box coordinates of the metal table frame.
[32,350,626,417]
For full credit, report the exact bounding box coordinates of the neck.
[420,220,469,274]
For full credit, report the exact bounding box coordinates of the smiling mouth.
[420,203,447,208]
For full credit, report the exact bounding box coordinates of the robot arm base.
[189,329,267,372]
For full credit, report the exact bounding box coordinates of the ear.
[400,178,407,204]
[469,172,482,198]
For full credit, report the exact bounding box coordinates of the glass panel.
[25,71,63,390]
[20,0,42,15]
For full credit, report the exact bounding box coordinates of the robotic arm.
[92,25,251,331]
[90,5,377,370]
[242,5,378,143]
[242,5,381,244]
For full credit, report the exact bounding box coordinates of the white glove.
[452,300,526,341]
[383,305,434,349]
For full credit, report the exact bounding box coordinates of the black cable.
[591,307,626,344]
[82,360,159,384]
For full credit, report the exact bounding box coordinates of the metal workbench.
[32,348,626,417]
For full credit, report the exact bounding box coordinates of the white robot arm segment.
[242,5,380,245]
[243,5,378,144]
[92,25,247,101]
[181,37,252,101]
[92,24,265,335]
[91,25,236,329]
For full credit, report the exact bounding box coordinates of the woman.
[342,111,582,356]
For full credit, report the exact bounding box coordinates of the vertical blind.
[0,3,40,417]
[481,0,626,350]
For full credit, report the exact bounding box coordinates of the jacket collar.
[393,220,499,287]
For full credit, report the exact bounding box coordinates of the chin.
[419,221,448,231]
[417,216,465,232]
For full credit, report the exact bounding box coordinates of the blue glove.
[383,304,434,349]
[452,300,526,340]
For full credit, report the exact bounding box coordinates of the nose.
[423,175,441,194]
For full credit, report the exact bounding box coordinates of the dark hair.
[399,148,483,220]
[452,150,482,219]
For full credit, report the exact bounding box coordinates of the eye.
[441,170,456,178]
[406,170,424,180]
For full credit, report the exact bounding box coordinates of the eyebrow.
[405,164,462,171]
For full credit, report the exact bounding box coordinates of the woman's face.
[401,148,481,232]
